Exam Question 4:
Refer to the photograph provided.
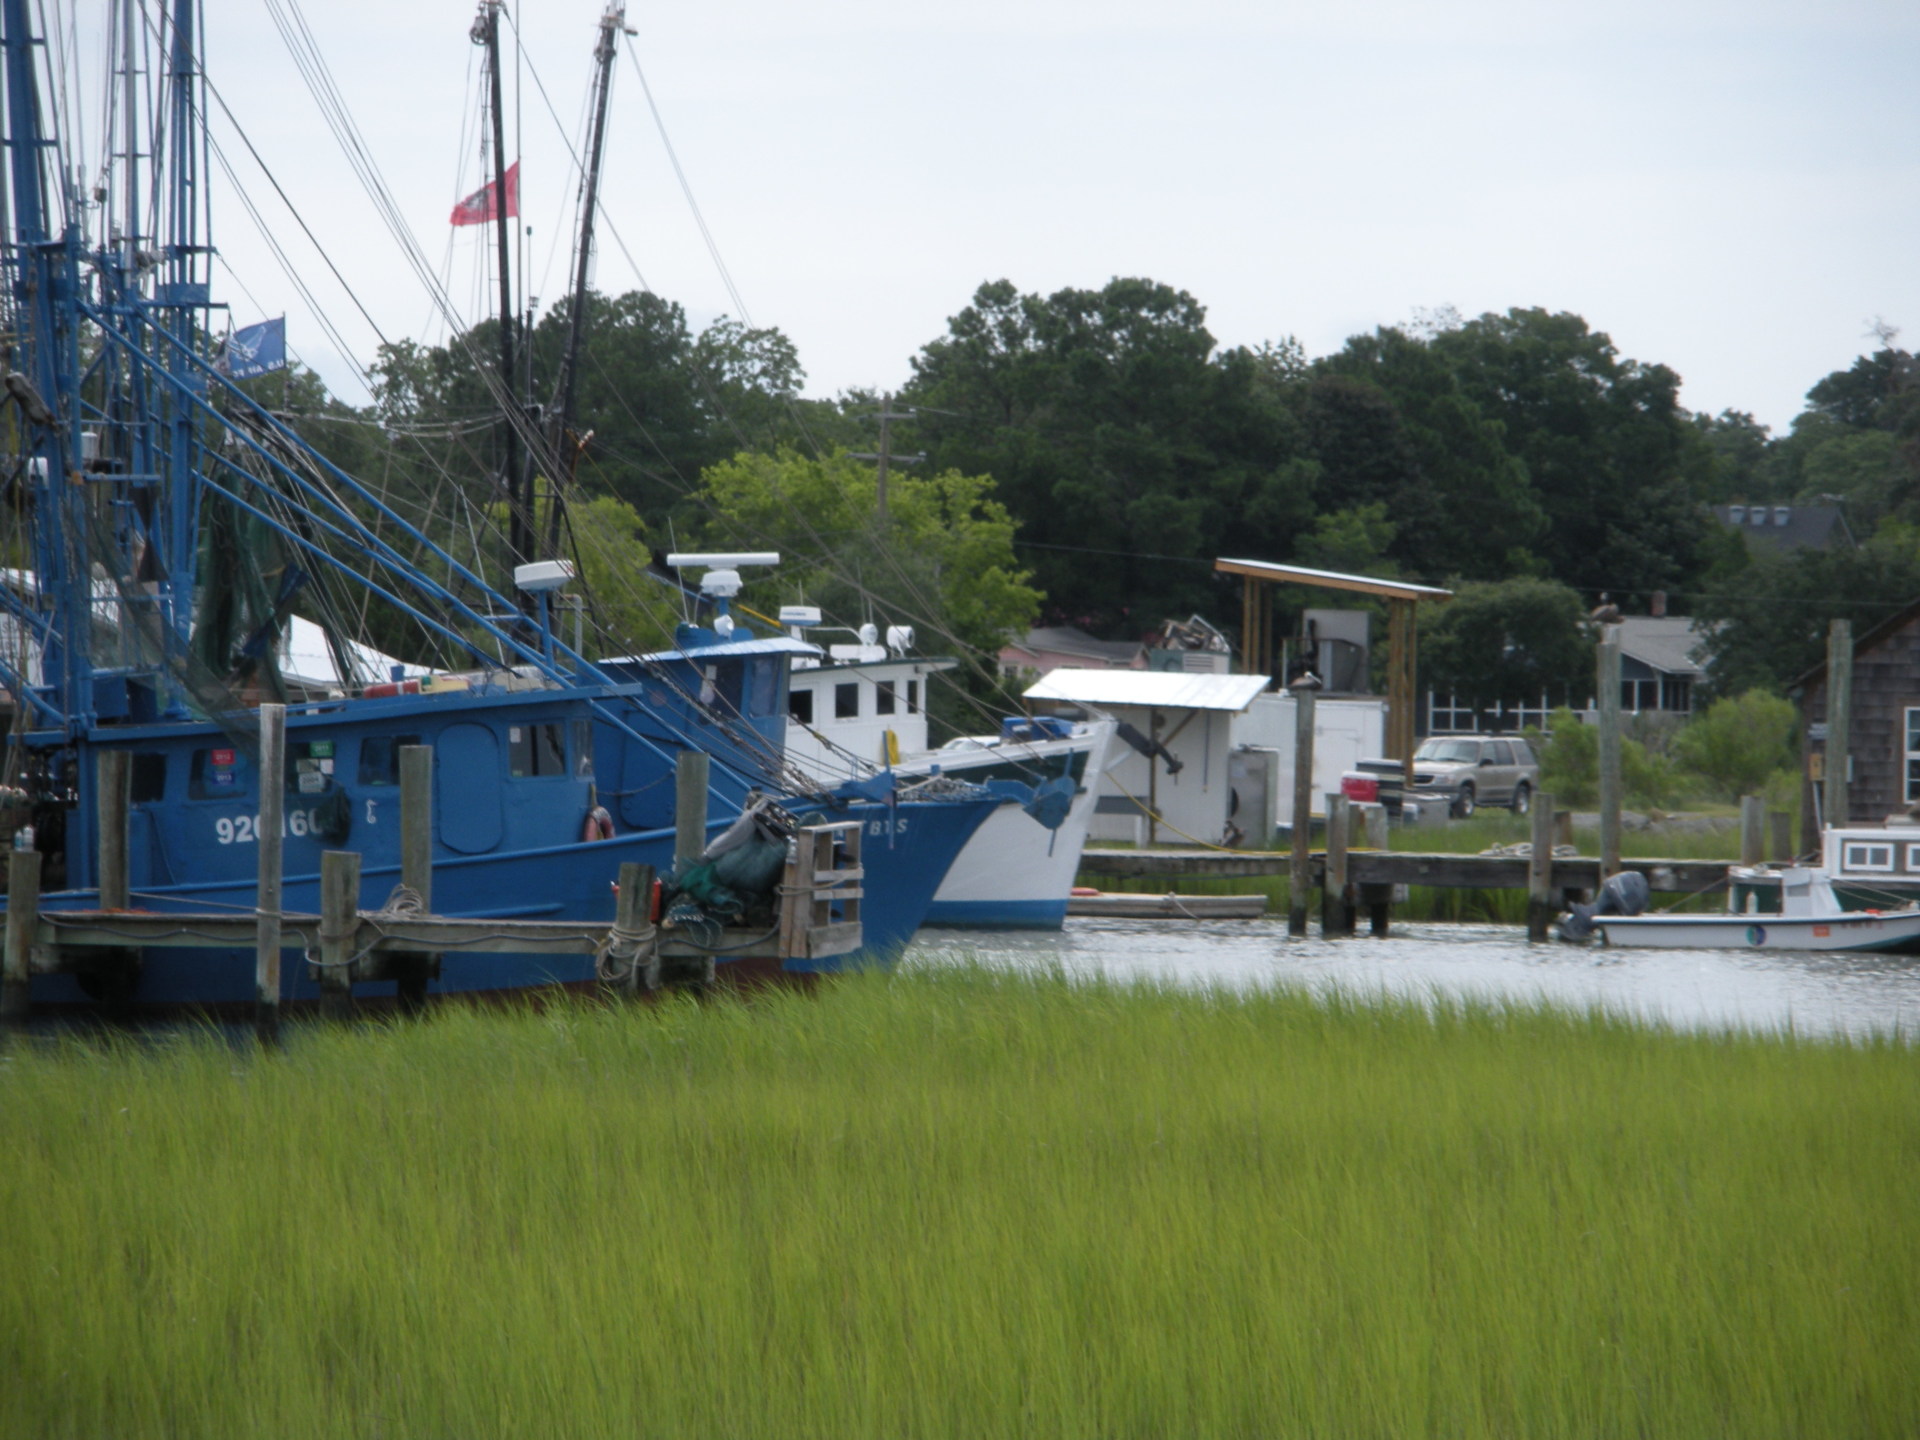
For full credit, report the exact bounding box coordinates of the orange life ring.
[581,805,615,842]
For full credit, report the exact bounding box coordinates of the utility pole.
[849,392,924,527]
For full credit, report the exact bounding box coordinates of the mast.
[471,1,530,576]
[546,1,624,553]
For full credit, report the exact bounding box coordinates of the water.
[906,919,1920,1041]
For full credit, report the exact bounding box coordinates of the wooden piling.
[1527,790,1556,942]
[1825,618,1852,830]
[610,861,659,996]
[96,749,130,911]
[316,850,360,1021]
[255,704,285,1043]
[1768,810,1793,863]
[1323,794,1352,936]
[1553,809,1574,850]
[1739,795,1765,868]
[1363,804,1389,853]
[675,750,710,872]
[392,744,435,1013]
[1597,629,1622,877]
[1,848,40,1024]
[1288,679,1317,937]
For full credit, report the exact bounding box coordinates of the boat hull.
[1596,910,1920,953]
[905,724,1114,930]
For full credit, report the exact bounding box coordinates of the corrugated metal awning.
[1024,667,1271,712]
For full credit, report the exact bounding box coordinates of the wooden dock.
[1081,848,1729,894]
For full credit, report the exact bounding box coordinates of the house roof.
[1214,557,1453,602]
[1789,597,1920,692]
[1004,626,1146,666]
[1024,667,1271,712]
[1712,503,1854,554]
[1613,616,1710,680]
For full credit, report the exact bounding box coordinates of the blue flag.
[220,317,286,380]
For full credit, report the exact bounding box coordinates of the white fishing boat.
[784,626,1114,929]
[1589,858,1920,954]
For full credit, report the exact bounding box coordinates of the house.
[1790,598,1920,834]
[1024,667,1385,847]
[1712,503,1854,555]
[998,625,1146,680]
[1614,615,1709,716]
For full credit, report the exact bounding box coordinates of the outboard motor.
[1557,870,1651,942]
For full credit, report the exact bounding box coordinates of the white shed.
[1025,667,1386,847]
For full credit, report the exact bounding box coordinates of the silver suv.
[1409,735,1539,817]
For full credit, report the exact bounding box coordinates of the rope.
[595,915,658,982]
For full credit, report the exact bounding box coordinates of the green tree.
[691,448,1041,660]
[906,277,1300,630]
[1673,691,1799,803]
[1419,578,1593,716]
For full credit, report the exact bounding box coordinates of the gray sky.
[199,0,1920,433]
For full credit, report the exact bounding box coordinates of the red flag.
[450,160,519,226]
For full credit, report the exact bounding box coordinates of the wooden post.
[1597,628,1622,877]
[1553,809,1574,850]
[400,745,433,910]
[1825,618,1852,831]
[610,861,659,996]
[1,848,40,1024]
[1323,794,1352,935]
[1362,803,1392,939]
[1527,790,1556,942]
[675,750,710,872]
[1387,598,1416,781]
[316,850,360,1021]
[1363,804,1388,852]
[1739,795,1765,867]
[1288,677,1318,937]
[1768,810,1793,863]
[255,704,285,1043]
[96,749,130,911]
[393,744,435,1013]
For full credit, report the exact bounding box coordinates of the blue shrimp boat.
[0,0,990,1010]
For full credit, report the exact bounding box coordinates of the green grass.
[4,972,1916,1437]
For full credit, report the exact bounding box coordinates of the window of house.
[356,735,420,788]
[876,679,896,716]
[1907,707,1920,804]
[509,722,568,778]
[790,688,814,726]
[834,683,860,720]
[129,753,167,803]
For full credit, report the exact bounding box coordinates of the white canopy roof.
[280,616,421,688]
[1024,667,1271,713]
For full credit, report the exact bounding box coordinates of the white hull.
[1597,909,1920,953]
[900,723,1114,929]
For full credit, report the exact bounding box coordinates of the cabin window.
[188,747,249,801]
[790,688,814,726]
[1906,844,1920,873]
[876,680,896,716]
[130,753,167,803]
[1843,841,1894,873]
[906,679,920,713]
[509,722,567,779]
[745,659,780,718]
[572,719,594,779]
[1907,707,1920,803]
[835,683,860,720]
[356,735,419,788]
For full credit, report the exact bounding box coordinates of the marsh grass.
[4,973,1915,1438]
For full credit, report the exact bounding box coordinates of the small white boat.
[1594,863,1920,953]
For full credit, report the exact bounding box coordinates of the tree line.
[266,276,1920,702]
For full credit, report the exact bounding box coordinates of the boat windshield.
[1415,739,1482,763]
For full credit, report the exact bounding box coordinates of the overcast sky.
[189,0,1920,433]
